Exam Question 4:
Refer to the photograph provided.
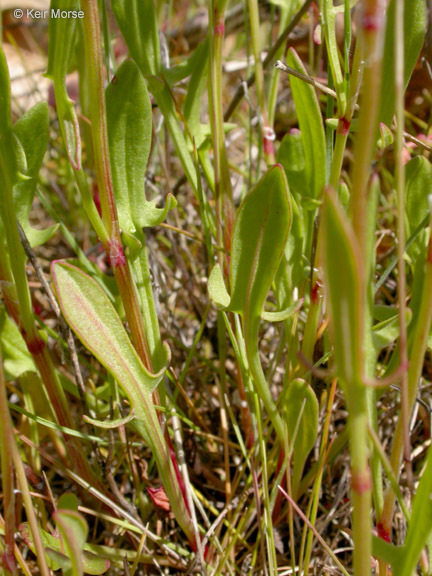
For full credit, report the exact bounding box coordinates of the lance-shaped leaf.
[111,0,161,77]
[230,165,291,319]
[379,0,427,129]
[13,102,58,246]
[284,378,318,499]
[321,188,363,387]
[51,262,195,544]
[286,49,326,206]
[46,0,81,169]
[229,165,292,445]
[54,510,87,576]
[51,262,167,402]
[106,60,161,234]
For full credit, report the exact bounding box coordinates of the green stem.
[245,320,285,446]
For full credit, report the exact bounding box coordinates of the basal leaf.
[379,0,427,128]
[12,102,58,247]
[51,262,195,543]
[230,165,292,320]
[106,60,153,234]
[284,378,318,498]
[51,262,167,402]
[321,188,362,386]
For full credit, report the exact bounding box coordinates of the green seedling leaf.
[208,263,231,309]
[111,0,160,77]
[46,0,81,169]
[286,49,326,204]
[394,444,432,576]
[405,157,432,262]
[321,188,362,386]
[379,0,426,128]
[284,378,318,499]
[0,306,35,380]
[12,102,58,246]
[106,60,154,234]
[54,510,87,576]
[51,262,195,544]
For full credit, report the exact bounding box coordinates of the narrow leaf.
[106,60,153,234]
[284,378,318,498]
[321,188,362,386]
[230,165,292,318]
[13,102,58,246]
[379,0,427,128]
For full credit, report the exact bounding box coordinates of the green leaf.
[284,378,318,498]
[19,522,110,575]
[54,510,87,576]
[286,49,326,204]
[373,308,412,354]
[321,0,346,114]
[230,165,292,318]
[261,299,303,322]
[111,0,160,77]
[46,0,81,169]
[57,492,79,512]
[394,444,432,576]
[377,123,394,149]
[372,535,403,566]
[405,157,432,262]
[12,103,58,246]
[106,60,153,234]
[208,263,231,309]
[51,262,168,401]
[0,306,35,380]
[379,0,427,128]
[276,130,306,199]
[229,165,292,445]
[51,261,195,544]
[321,188,362,386]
